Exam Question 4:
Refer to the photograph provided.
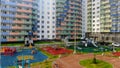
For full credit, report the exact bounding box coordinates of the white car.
[112,43,120,47]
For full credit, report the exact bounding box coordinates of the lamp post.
[73,15,77,54]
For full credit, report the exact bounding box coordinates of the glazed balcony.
[13,20,24,24]
[1,26,11,29]
[17,4,32,8]
[1,20,13,24]
[56,27,63,30]
[15,14,29,18]
[1,14,14,17]
[23,0,33,2]
[1,32,9,35]
[8,38,17,42]
[12,26,22,30]
[1,7,16,12]
[61,23,66,26]
[101,1,109,4]
[10,32,19,35]
[17,9,32,13]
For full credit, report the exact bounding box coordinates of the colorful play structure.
[0,47,16,56]
[1,48,48,68]
[15,55,32,68]
[24,36,34,47]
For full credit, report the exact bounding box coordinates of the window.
[42,26,44,28]
[97,28,99,30]
[97,7,99,9]
[47,31,49,33]
[47,35,49,38]
[53,31,55,33]
[41,21,44,24]
[52,35,55,38]
[47,21,49,24]
[93,8,95,10]
[37,25,40,28]
[42,35,44,38]
[47,26,49,28]
[42,16,44,19]
[47,12,50,14]
[42,30,44,33]
[52,17,55,19]
[97,24,99,26]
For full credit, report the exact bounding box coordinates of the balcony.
[1,14,14,17]
[1,20,13,24]
[23,0,33,2]
[1,8,16,12]
[1,39,7,42]
[12,26,22,29]
[10,32,19,35]
[61,23,66,26]
[17,9,32,13]
[17,4,32,8]
[4,2,16,6]
[24,27,32,30]
[1,32,9,35]
[15,15,29,18]
[105,10,110,13]
[104,5,110,9]
[8,38,17,42]
[101,1,109,4]
[1,26,11,29]
[13,20,24,24]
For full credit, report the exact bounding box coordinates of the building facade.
[87,0,120,42]
[1,0,39,42]
[82,0,87,38]
[38,0,56,40]
[56,0,82,40]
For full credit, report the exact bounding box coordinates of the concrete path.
[53,53,120,68]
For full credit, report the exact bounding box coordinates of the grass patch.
[1,43,24,46]
[80,59,113,68]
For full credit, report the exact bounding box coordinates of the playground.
[1,47,48,68]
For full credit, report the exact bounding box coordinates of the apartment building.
[87,0,120,42]
[1,0,39,42]
[82,0,87,38]
[37,0,56,40]
[56,0,82,40]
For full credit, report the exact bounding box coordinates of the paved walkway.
[53,53,120,68]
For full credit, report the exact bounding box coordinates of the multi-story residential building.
[56,0,82,40]
[1,0,39,42]
[87,0,101,41]
[109,0,120,43]
[38,0,56,40]
[87,0,120,42]
[82,0,87,38]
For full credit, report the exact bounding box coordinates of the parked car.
[112,42,120,47]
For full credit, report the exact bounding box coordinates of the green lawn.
[1,41,63,46]
[80,59,113,68]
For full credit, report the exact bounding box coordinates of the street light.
[73,14,77,54]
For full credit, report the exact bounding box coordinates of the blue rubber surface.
[1,49,48,68]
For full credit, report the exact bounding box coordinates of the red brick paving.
[53,53,120,68]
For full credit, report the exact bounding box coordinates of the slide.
[91,41,98,47]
